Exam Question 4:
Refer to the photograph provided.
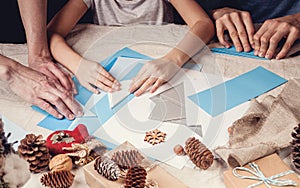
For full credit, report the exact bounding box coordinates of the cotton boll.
[2,153,30,188]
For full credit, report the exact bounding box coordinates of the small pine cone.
[18,134,50,173]
[185,137,214,170]
[124,166,147,188]
[291,124,300,171]
[94,157,120,181]
[40,170,74,188]
[111,150,144,170]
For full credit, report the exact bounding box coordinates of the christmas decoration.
[0,118,30,187]
[173,145,186,156]
[46,124,90,155]
[124,166,147,188]
[185,137,214,170]
[111,150,144,170]
[63,143,94,166]
[49,154,73,172]
[18,134,50,173]
[144,129,166,145]
[40,170,74,188]
[94,157,121,181]
[291,123,300,172]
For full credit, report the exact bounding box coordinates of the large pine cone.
[124,166,147,188]
[185,137,214,170]
[94,157,121,181]
[40,170,74,188]
[111,150,144,170]
[291,124,300,171]
[18,134,50,173]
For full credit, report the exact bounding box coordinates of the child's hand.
[74,59,120,94]
[129,58,180,96]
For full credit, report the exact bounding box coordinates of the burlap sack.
[215,79,300,168]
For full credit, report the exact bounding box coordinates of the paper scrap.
[188,66,287,117]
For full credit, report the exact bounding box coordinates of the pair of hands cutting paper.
[212,7,300,59]
[75,57,181,97]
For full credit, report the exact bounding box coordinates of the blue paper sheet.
[211,46,267,60]
[37,47,150,131]
[188,66,287,117]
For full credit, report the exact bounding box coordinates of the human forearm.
[17,0,50,61]
[0,55,18,82]
[49,33,82,74]
[165,20,215,67]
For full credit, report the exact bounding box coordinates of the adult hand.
[129,58,181,96]
[6,62,82,120]
[29,56,76,94]
[212,7,255,52]
[253,14,300,59]
[75,59,120,94]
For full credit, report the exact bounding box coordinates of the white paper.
[108,80,132,109]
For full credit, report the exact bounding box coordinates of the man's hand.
[212,7,255,52]
[75,59,120,94]
[253,14,300,59]
[4,60,82,120]
[29,56,76,94]
[129,58,181,96]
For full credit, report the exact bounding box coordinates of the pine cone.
[185,137,214,170]
[18,134,50,173]
[94,157,120,181]
[291,124,300,171]
[40,170,74,188]
[111,150,144,170]
[124,166,147,188]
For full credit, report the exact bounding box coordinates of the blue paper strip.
[188,66,287,116]
[211,46,267,60]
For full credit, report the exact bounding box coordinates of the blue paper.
[188,66,287,116]
[211,46,267,60]
[37,48,150,130]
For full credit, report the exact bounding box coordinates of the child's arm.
[48,0,120,94]
[130,0,215,96]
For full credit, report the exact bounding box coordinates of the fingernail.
[114,80,121,86]
[77,111,83,117]
[259,52,264,57]
[108,88,113,93]
[265,54,271,59]
[58,114,63,119]
[112,84,120,90]
[68,114,75,120]
[254,50,258,55]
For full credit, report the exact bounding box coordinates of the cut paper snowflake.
[144,129,166,145]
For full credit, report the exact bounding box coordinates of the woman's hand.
[74,59,120,94]
[129,58,181,96]
[253,13,300,59]
[212,7,255,52]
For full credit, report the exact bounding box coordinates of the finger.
[34,99,63,119]
[258,29,275,57]
[230,13,251,52]
[216,20,231,48]
[241,12,255,48]
[98,66,116,83]
[254,26,268,55]
[223,17,243,51]
[94,73,117,90]
[94,80,113,93]
[276,31,298,59]
[265,32,286,59]
[150,79,165,93]
[129,68,147,93]
[84,83,100,94]
[134,77,157,97]
[68,75,77,94]
[40,91,75,120]
[49,66,73,91]
[56,92,83,117]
